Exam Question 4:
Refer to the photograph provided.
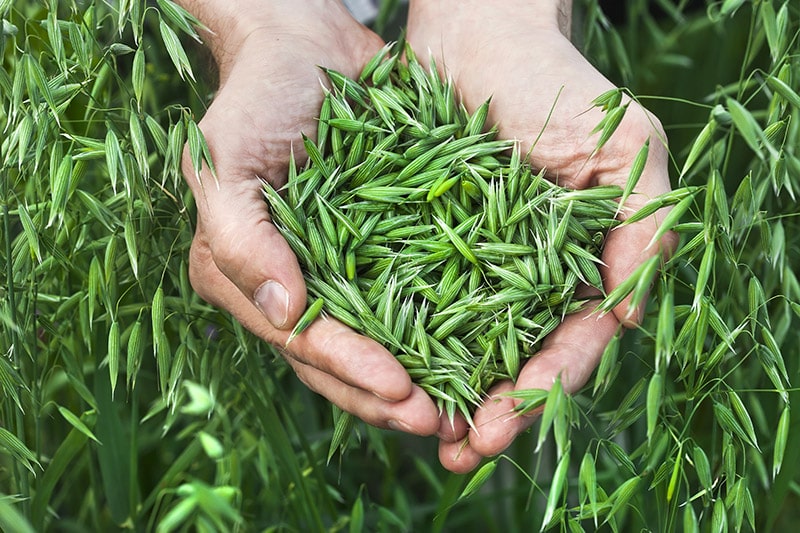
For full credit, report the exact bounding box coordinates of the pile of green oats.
[265,42,623,422]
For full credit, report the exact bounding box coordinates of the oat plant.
[2,0,800,532]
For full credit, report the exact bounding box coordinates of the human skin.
[175,0,441,437]
[176,0,676,473]
[407,0,677,472]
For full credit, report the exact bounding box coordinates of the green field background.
[2,1,800,531]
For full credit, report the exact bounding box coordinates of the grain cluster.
[265,42,621,422]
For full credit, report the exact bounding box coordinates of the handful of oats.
[265,42,621,422]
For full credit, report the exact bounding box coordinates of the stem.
[2,185,31,518]
[2,9,32,509]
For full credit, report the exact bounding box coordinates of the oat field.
[1,1,800,531]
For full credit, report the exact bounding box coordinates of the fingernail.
[254,280,290,329]
[388,419,414,434]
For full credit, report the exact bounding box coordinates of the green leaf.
[132,46,145,105]
[17,202,41,263]
[728,391,759,451]
[157,497,196,533]
[459,460,498,500]
[646,372,663,443]
[593,104,628,153]
[0,495,36,533]
[655,279,674,368]
[682,121,715,178]
[0,427,41,475]
[693,445,712,490]
[714,401,755,450]
[185,118,216,182]
[726,97,764,159]
[66,375,98,411]
[181,381,214,416]
[158,17,195,81]
[760,3,787,62]
[145,115,168,155]
[773,406,790,479]
[129,112,149,178]
[15,112,33,169]
[605,476,640,524]
[579,452,599,525]
[327,408,354,464]
[692,241,715,310]
[123,215,139,279]
[646,192,695,250]
[198,431,224,460]
[683,503,699,533]
[0,0,13,17]
[711,497,727,532]
[151,285,164,343]
[57,406,100,443]
[595,254,660,317]
[47,154,73,227]
[667,442,682,502]
[127,318,144,390]
[720,0,746,17]
[594,330,621,395]
[31,417,93,530]
[349,493,365,533]
[288,297,325,345]
[156,0,203,40]
[622,186,698,225]
[619,139,649,212]
[24,53,59,123]
[94,365,132,525]
[536,376,564,453]
[541,447,570,531]
[0,356,26,413]
[108,320,120,398]
[105,129,122,193]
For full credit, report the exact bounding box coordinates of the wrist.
[176,0,357,77]
[175,0,268,57]
[409,0,572,37]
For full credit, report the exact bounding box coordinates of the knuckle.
[286,356,317,391]
[207,208,281,280]
[623,105,668,148]
[206,222,250,276]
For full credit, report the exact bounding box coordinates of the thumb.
[191,168,308,331]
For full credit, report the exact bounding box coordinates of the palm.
[198,31,383,189]
[408,5,675,472]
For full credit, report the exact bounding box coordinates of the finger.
[185,153,308,332]
[601,204,677,326]
[436,411,470,443]
[595,110,678,326]
[466,303,620,460]
[189,239,415,402]
[288,313,414,402]
[287,357,440,436]
[439,438,484,474]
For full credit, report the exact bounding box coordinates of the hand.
[408,0,678,472]
[178,0,440,436]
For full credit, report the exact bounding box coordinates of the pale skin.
[177,0,677,473]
